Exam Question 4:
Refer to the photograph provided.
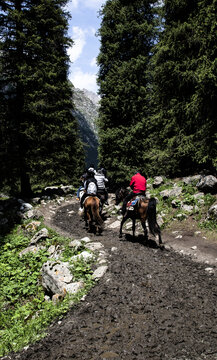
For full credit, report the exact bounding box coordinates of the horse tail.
[92,198,104,227]
[147,198,161,237]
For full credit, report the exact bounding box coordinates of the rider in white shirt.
[95,169,109,205]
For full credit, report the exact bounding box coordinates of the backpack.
[87,181,97,195]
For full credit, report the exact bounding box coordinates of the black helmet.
[87,168,94,176]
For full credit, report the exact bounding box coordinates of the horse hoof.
[119,234,122,238]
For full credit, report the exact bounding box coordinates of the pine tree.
[0,0,84,196]
[148,0,217,176]
[97,0,157,186]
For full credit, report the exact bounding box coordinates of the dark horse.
[115,188,163,247]
[115,187,130,205]
[83,196,104,234]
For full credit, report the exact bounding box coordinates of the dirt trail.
[6,198,217,360]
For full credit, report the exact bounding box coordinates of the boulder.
[69,239,83,250]
[92,265,108,279]
[20,202,33,212]
[19,244,46,257]
[30,228,49,245]
[196,175,217,194]
[60,185,74,195]
[182,175,201,185]
[207,202,217,221]
[41,261,73,294]
[153,176,164,188]
[72,251,94,262]
[160,186,182,199]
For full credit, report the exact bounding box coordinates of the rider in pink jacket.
[122,171,146,214]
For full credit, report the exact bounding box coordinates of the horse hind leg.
[119,216,127,238]
[155,223,163,247]
[141,220,148,242]
[151,221,163,248]
[132,219,136,237]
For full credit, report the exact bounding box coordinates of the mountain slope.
[72,88,99,167]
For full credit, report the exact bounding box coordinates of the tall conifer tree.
[149,0,217,176]
[97,0,157,186]
[0,0,84,196]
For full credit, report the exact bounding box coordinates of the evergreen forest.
[97,0,217,187]
[0,0,217,196]
[0,0,84,197]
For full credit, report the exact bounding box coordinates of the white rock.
[111,247,118,252]
[80,236,91,243]
[92,265,108,279]
[205,267,214,274]
[191,246,197,250]
[181,204,194,213]
[20,202,33,212]
[108,220,121,229]
[30,228,49,245]
[41,261,73,294]
[48,245,56,255]
[86,242,104,251]
[69,240,82,249]
[72,251,94,262]
[125,222,132,229]
[65,281,84,294]
[19,245,44,257]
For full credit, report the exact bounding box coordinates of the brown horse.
[115,189,163,247]
[83,196,104,234]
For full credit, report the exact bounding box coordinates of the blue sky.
[65,0,106,94]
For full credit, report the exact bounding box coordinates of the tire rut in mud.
[9,202,217,360]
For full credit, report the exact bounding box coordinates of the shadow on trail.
[120,233,160,249]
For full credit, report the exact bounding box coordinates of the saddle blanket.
[127,198,138,207]
[127,195,146,210]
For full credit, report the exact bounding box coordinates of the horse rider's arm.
[130,179,135,190]
[84,180,88,190]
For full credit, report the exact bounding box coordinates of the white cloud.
[82,0,106,9]
[65,0,78,11]
[66,0,105,11]
[69,67,98,93]
[90,57,97,67]
[68,26,86,63]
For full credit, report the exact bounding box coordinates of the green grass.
[0,224,95,357]
[148,177,217,230]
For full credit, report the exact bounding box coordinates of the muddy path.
[7,198,217,360]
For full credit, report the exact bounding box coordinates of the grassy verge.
[0,222,95,357]
[147,178,217,232]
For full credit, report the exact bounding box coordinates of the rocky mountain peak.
[72,88,99,166]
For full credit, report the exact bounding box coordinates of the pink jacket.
[130,173,146,193]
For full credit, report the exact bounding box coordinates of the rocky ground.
[4,195,217,360]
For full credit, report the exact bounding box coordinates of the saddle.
[127,195,146,211]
